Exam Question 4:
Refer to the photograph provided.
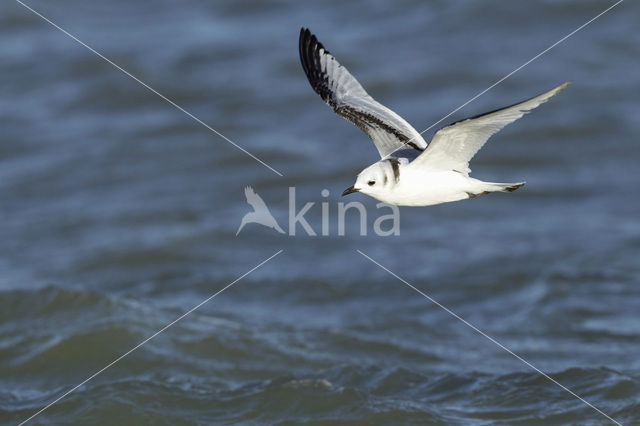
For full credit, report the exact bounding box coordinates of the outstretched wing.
[409,82,570,174]
[299,28,427,159]
[244,186,269,211]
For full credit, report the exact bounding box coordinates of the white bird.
[299,28,569,207]
[236,186,285,235]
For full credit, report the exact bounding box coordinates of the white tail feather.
[484,181,526,193]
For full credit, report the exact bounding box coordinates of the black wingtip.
[298,28,333,103]
[299,27,330,58]
[299,27,307,45]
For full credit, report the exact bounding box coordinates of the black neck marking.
[387,158,400,182]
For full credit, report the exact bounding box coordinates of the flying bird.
[236,186,285,235]
[299,28,569,207]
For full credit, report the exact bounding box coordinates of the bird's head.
[342,162,390,199]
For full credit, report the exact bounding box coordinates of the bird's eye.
[368,180,375,186]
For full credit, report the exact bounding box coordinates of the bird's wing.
[244,186,269,211]
[409,82,570,174]
[299,28,427,159]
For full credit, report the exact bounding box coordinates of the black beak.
[342,186,359,196]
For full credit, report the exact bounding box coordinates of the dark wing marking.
[299,28,427,158]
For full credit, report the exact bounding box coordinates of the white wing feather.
[410,82,570,174]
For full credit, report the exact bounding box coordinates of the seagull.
[236,186,285,235]
[299,28,569,207]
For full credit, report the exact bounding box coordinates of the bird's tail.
[484,181,526,193]
[467,181,525,199]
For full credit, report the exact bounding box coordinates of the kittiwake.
[299,28,569,207]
